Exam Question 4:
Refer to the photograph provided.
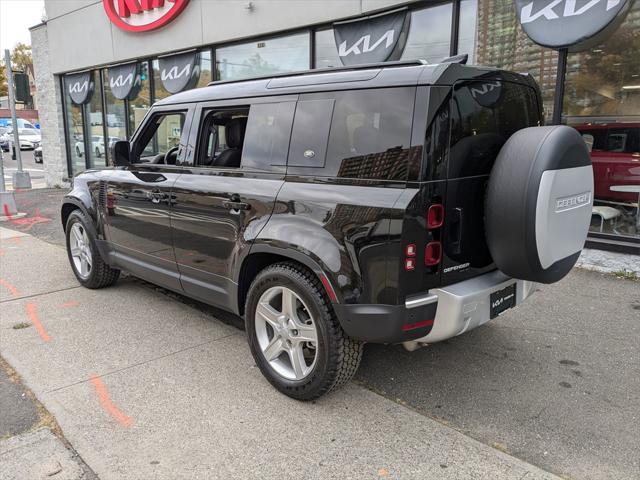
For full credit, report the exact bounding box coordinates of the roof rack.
[207,59,429,87]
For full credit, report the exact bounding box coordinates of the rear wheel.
[245,263,363,400]
[65,210,120,289]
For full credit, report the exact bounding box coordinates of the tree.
[11,43,33,77]
[0,60,7,97]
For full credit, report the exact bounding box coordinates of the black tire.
[65,210,120,289]
[245,262,363,401]
[95,147,101,158]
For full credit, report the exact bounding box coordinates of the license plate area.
[490,284,516,319]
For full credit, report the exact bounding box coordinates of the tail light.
[425,241,442,266]
[427,204,444,229]
[405,258,416,271]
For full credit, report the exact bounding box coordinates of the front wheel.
[65,210,120,289]
[245,263,363,401]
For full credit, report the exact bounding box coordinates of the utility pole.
[4,49,31,189]
[0,142,20,217]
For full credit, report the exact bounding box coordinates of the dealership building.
[30,0,640,252]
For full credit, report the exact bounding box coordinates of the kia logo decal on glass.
[159,51,200,93]
[103,0,190,32]
[67,72,93,105]
[333,8,410,66]
[515,0,632,51]
[108,63,141,100]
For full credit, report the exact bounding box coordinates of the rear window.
[288,87,415,180]
[449,80,540,178]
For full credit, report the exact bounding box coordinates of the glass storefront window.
[153,50,213,101]
[216,33,310,81]
[129,61,151,136]
[197,50,213,88]
[565,4,640,239]
[86,71,106,168]
[473,0,557,119]
[458,0,478,65]
[102,69,127,163]
[400,3,453,63]
[315,29,341,70]
[63,77,86,177]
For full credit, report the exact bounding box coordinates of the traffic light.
[14,72,31,103]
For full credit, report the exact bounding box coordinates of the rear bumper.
[406,270,536,345]
[334,270,535,345]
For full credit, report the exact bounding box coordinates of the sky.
[0,0,45,53]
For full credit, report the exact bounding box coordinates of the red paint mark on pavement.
[0,278,20,297]
[25,303,51,342]
[3,204,51,232]
[89,375,133,427]
[7,236,22,245]
[61,300,80,308]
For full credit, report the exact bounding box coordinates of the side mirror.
[112,140,131,167]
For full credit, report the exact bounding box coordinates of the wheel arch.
[237,245,338,317]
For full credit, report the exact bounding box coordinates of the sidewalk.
[0,226,561,479]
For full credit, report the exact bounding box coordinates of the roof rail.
[207,59,429,87]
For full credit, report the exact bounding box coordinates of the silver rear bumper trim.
[405,292,438,309]
[404,270,536,346]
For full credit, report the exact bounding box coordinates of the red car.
[574,123,640,204]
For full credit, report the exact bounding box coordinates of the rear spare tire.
[485,125,593,284]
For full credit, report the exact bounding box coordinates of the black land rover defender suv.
[62,60,593,400]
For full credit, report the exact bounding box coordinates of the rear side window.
[243,101,296,170]
[449,80,540,178]
[288,88,415,180]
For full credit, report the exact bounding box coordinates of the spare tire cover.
[485,126,593,284]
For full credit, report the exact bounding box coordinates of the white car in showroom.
[1,126,42,150]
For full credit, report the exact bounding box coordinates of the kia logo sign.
[108,63,142,100]
[158,51,200,93]
[334,9,410,66]
[67,72,93,105]
[103,0,190,33]
[516,0,632,51]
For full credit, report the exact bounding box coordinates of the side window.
[288,99,334,168]
[242,101,296,171]
[606,127,639,153]
[134,112,186,164]
[288,88,415,180]
[196,107,249,168]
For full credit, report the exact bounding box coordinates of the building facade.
[31,0,640,251]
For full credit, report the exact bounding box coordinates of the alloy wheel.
[254,286,318,381]
[69,223,92,279]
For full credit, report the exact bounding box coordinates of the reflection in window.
[197,50,213,88]
[400,4,453,63]
[564,3,640,118]
[128,61,151,137]
[86,71,106,168]
[458,0,478,64]
[216,33,310,81]
[473,0,557,118]
[297,88,415,180]
[102,69,127,163]
[63,77,86,176]
[565,4,640,239]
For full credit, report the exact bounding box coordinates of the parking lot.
[1,190,639,479]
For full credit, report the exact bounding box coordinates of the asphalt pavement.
[1,191,639,479]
